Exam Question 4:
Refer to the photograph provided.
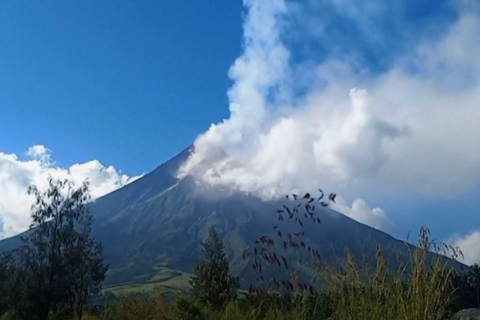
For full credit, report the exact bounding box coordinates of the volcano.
[0,147,464,293]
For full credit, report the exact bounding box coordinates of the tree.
[465,264,480,307]
[190,226,238,309]
[7,178,107,320]
[67,206,107,320]
[0,255,12,316]
[453,264,480,310]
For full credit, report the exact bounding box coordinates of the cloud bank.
[330,197,394,234]
[449,231,480,266]
[0,146,142,239]
[179,0,480,201]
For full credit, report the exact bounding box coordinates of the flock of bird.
[243,190,336,295]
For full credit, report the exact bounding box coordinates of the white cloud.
[179,0,480,201]
[0,146,143,239]
[26,145,52,163]
[330,197,394,234]
[449,231,480,266]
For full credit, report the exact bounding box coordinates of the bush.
[175,295,205,320]
[99,293,174,320]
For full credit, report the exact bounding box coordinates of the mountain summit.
[0,147,461,291]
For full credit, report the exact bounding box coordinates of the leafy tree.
[7,178,106,320]
[190,226,238,309]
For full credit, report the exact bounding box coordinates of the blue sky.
[1,0,479,261]
[0,0,242,172]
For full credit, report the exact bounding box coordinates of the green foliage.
[322,227,459,320]
[175,296,205,320]
[190,227,239,309]
[2,178,107,320]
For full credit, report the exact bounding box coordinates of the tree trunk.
[77,302,83,320]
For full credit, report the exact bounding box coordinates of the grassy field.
[105,265,194,296]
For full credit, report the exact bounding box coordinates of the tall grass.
[322,227,460,320]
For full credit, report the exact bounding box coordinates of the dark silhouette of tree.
[190,226,238,309]
[0,256,12,316]
[453,264,480,310]
[5,178,106,320]
[466,264,480,307]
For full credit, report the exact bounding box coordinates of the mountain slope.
[0,147,465,290]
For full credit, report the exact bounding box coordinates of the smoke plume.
[179,0,480,201]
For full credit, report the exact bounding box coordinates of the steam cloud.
[179,0,480,201]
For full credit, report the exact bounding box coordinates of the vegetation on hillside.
[0,185,479,319]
